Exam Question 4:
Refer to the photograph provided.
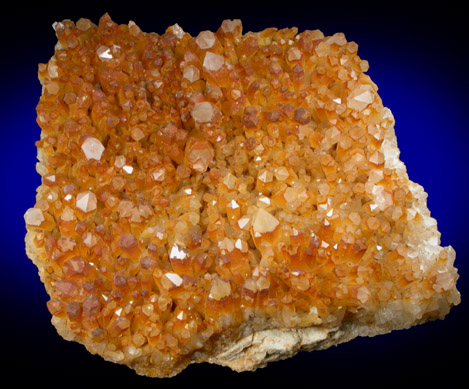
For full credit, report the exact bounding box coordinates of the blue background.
[1,1,467,385]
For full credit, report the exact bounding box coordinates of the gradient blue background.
[1,1,467,385]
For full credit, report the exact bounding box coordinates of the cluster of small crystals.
[26,14,458,368]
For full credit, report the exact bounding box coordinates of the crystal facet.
[75,191,97,213]
[203,52,224,72]
[191,101,214,123]
[196,30,216,49]
[24,208,44,226]
[81,137,105,161]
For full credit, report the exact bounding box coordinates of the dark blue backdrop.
[1,1,466,385]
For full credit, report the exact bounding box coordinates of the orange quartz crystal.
[24,14,460,377]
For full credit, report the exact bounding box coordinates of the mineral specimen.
[25,14,460,377]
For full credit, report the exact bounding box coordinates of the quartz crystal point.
[25,14,460,378]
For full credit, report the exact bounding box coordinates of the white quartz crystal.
[81,137,105,161]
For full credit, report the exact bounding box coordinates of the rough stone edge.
[381,108,459,277]
[207,326,332,372]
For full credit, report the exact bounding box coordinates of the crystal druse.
[24,14,460,377]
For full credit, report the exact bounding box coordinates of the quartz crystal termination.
[24,14,460,378]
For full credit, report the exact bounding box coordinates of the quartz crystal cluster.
[24,14,460,377]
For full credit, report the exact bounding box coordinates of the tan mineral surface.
[24,14,460,377]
